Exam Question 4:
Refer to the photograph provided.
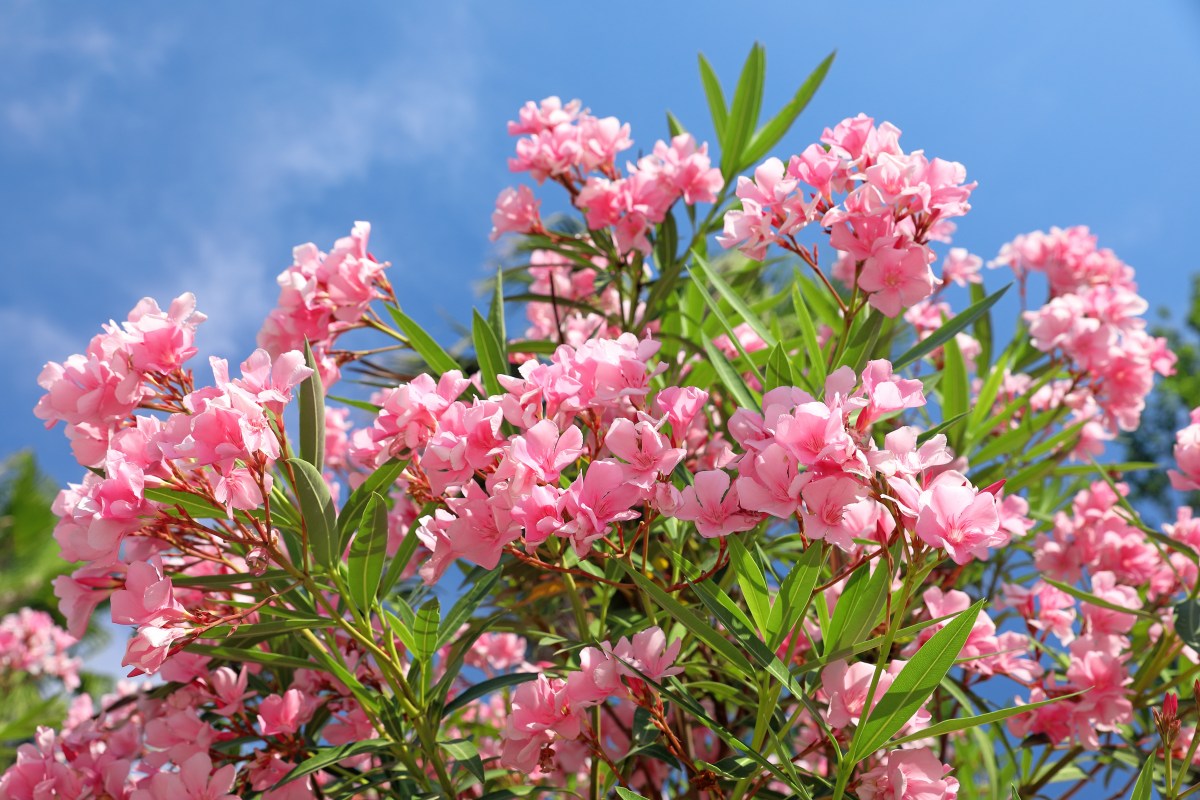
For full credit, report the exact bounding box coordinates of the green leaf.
[489,266,507,351]
[893,283,1011,369]
[187,644,321,672]
[387,306,460,374]
[849,599,985,761]
[728,536,772,637]
[614,561,754,678]
[438,569,502,649]
[412,598,441,661]
[888,690,1083,747]
[940,335,969,450]
[270,739,390,790]
[172,568,292,589]
[791,279,826,390]
[666,110,686,138]
[697,53,728,141]
[916,412,969,446]
[326,394,380,413]
[1177,597,1200,650]
[143,487,232,520]
[742,51,835,168]
[298,340,326,470]
[765,544,825,651]
[337,458,406,540]
[701,333,758,411]
[287,458,338,568]
[346,492,388,613]
[1130,754,1154,800]
[1043,576,1155,621]
[442,671,538,718]
[824,560,889,655]
[441,738,485,784]
[473,309,508,397]
[690,250,776,348]
[764,342,795,391]
[615,790,651,800]
[970,282,995,370]
[721,43,766,180]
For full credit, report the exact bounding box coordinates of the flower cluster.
[0,608,80,692]
[719,113,975,317]
[993,225,1175,442]
[499,97,723,256]
[258,221,390,386]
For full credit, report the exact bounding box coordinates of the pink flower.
[820,659,893,728]
[500,675,582,772]
[941,247,982,287]
[675,470,761,538]
[611,626,683,682]
[123,625,190,676]
[801,475,874,551]
[491,185,542,240]
[258,689,309,737]
[858,243,937,318]
[605,417,685,488]
[857,748,960,800]
[560,460,643,554]
[915,474,1003,564]
[130,752,239,800]
[507,419,584,483]
[110,559,187,628]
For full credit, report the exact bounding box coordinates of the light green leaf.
[1042,576,1155,620]
[765,544,825,651]
[701,333,758,411]
[721,43,766,180]
[298,340,326,470]
[824,560,890,655]
[893,284,1011,369]
[1130,754,1154,800]
[690,250,776,348]
[888,690,1083,747]
[728,536,772,636]
[337,458,407,541]
[287,458,338,568]
[346,492,388,613]
[270,739,390,790]
[386,306,460,374]
[850,599,985,761]
[412,598,441,662]
[697,53,728,141]
[741,51,835,168]
[473,309,508,397]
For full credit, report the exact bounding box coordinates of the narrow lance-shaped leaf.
[298,339,325,470]
[765,543,825,651]
[473,309,507,397]
[270,739,390,790]
[442,671,538,718]
[690,250,777,348]
[488,265,506,351]
[741,50,836,168]
[697,53,728,140]
[386,306,460,375]
[411,598,441,662]
[287,458,338,568]
[346,492,388,613]
[727,535,772,637]
[823,558,890,655]
[892,284,1010,369]
[721,43,766,180]
[849,599,986,761]
[701,333,759,412]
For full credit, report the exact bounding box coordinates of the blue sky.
[3,0,1199,489]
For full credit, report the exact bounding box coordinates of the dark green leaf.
[270,739,390,790]
[727,535,772,636]
[765,544,824,651]
[412,598,441,661]
[701,333,758,411]
[824,560,889,655]
[337,458,406,540]
[442,672,539,718]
